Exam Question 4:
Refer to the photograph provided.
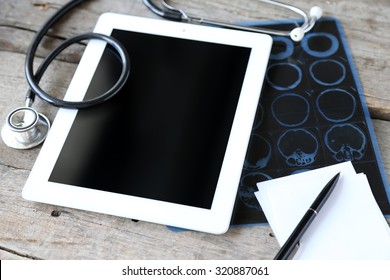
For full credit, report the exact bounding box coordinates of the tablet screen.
[48,29,251,209]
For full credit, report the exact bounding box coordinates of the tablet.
[22,13,272,234]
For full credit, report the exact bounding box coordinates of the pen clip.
[287,241,301,260]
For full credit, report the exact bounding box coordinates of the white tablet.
[23,13,272,234]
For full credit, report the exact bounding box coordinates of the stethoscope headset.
[1,0,322,150]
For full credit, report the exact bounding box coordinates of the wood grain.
[1,0,389,259]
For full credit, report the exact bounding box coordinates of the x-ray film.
[232,18,390,225]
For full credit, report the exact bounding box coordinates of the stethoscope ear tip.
[310,6,323,20]
[1,107,50,149]
[290,27,305,42]
[290,6,322,42]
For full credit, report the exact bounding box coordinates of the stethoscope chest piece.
[1,107,50,149]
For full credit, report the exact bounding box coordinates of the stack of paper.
[255,161,390,259]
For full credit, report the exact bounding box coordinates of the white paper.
[255,161,390,259]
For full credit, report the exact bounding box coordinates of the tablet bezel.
[22,13,272,234]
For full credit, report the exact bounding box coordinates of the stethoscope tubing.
[24,0,130,109]
[25,32,130,109]
[142,0,321,40]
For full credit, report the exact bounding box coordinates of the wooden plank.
[0,51,77,170]
[0,164,279,260]
[373,119,390,180]
[0,250,30,260]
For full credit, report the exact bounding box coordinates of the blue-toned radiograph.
[310,59,346,86]
[252,103,264,130]
[301,32,339,57]
[269,36,294,60]
[233,19,390,225]
[271,93,310,127]
[239,172,272,210]
[291,169,311,175]
[266,62,302,90]
[325,123,366,161]
[317,89,356,123]
[244,134,272,169]
[277,129,319,166]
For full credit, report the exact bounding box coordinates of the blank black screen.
[49,29,251,209]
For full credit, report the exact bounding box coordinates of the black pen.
[274,172,341,260]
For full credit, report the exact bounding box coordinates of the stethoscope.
[1,0,130,149]
[143,0,323,41]
[1,0,322,150]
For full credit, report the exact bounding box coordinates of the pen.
[274,172,341,260]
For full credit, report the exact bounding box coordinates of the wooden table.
[1,0,389,260]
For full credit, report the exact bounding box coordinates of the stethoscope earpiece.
[310,6,323,20]
[143,0,323,42]
[290,28,305,42]
[1,107,50,149]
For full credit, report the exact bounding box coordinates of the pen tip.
[331,172,341,184]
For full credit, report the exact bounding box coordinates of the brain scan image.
[271,93,310,127]
[277,129,319,167]
[310,59,346,86]
[266,62,302,91]
[239,172,272,211]
[244,134,272,170]
[316,89,356,122]
[325,124,366,161]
